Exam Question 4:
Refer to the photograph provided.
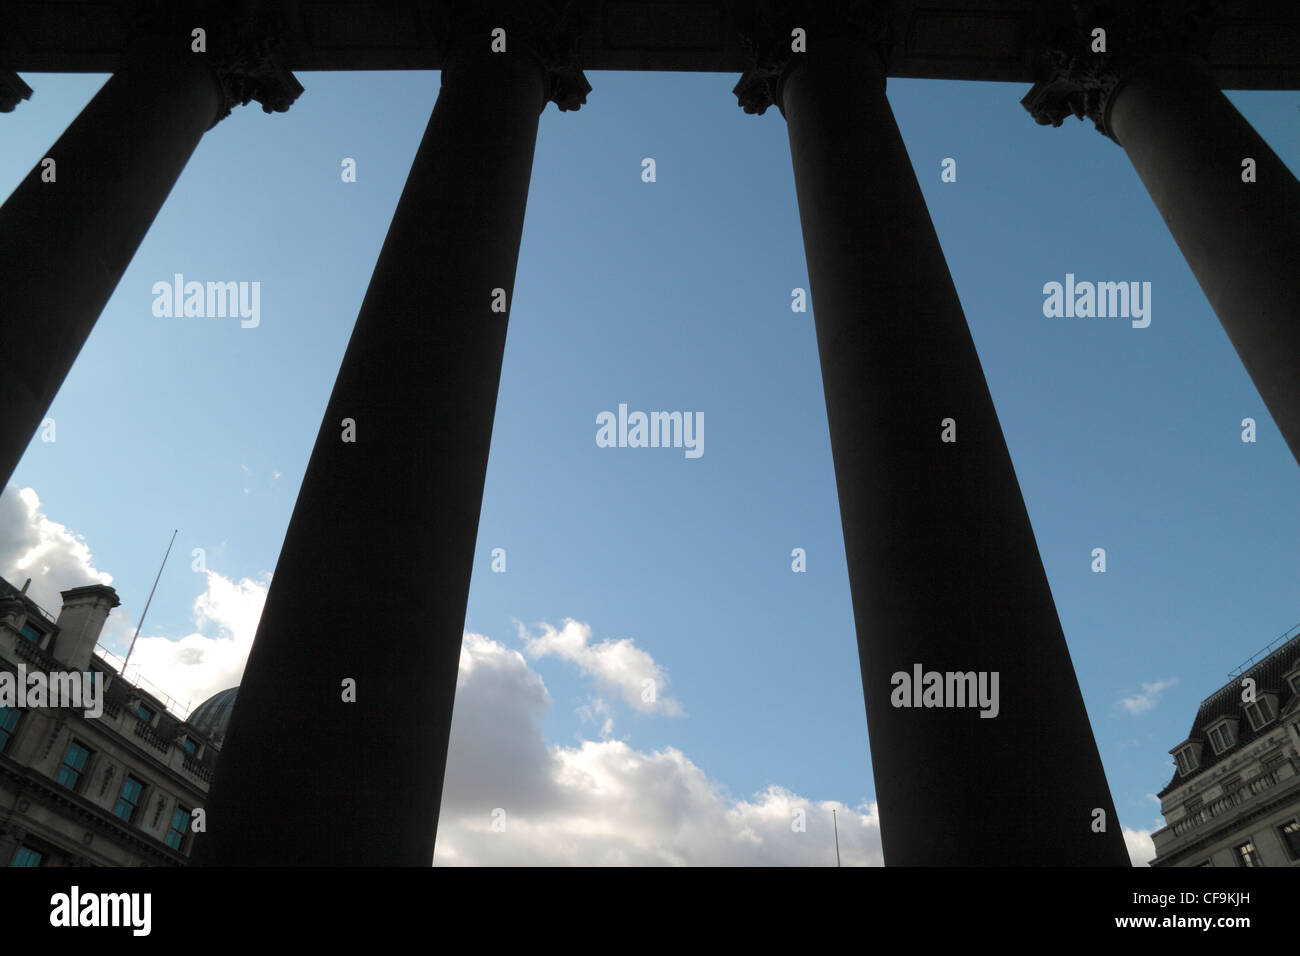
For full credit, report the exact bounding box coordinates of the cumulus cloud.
[0,485,113,614]
[2,487,878,864]
[436,631,880,866]
[519,618,684,717]
[122,570,269,712]
[1123,827,1156,867]
[1116,678,1179,716]
[575,697,615,739]
[0,483,266,714]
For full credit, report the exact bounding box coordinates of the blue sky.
[2,67,1298,864]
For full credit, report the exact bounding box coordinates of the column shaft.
[779,43,1128,865]
[1107,56,1300,467]
[192,48,547,866]
[0,46,220,486]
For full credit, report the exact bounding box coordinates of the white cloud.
[1123,827,1156,867]
[575,696,615,739]
[0,485,113,614]
[0,484,265,715]
[436,631,881,866]
[519,619,684,717]
[2,488,878,864]
[122,570,269,713]
[1116,678,1179,716]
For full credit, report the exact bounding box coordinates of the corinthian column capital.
[733,0,893,116]
[205,26,304,126]
[124,2,304,129]
[430,0,591,112]
[1020,0,1215,139]
[0,70,31,112]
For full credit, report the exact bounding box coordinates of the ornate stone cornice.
[429,0,591,112]
[127,1,304,129]
[733,0,893,116]
[1021,0,1215,140]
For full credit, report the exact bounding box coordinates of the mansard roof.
[1158,631,1300,797]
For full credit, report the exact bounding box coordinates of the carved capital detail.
[430,0,591,112]
[206,24,304,128]
[734,0,893,116]
[1,71,33,113]
[126,2,304,128]
[1021,0,1215,139]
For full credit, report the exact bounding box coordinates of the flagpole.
[833,807,841,867]
[122,528,178,677]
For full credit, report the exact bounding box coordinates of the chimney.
[53,583,121,670]
[20,578,30,594]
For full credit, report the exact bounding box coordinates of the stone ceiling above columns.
[0,0,1297,88]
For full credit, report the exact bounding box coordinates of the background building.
[0,574,234,866]
[1151,628,1300,866]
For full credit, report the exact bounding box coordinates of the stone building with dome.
[0,573,237,866]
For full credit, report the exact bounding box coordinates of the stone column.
[737,9,1128,865]
[1024,5,1300,467]
[0,27,301,489]
[191,23,588,866]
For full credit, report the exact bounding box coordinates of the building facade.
[0,574,233,866]
[1150,630,1300,867]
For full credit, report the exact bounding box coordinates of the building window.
[57,739,91,791]
[1207,721,1235,755]
[11,845,43,867]
[166,806,190,851]
[181,736,197,756]
[135,702,156,724]
[1235,840,1263,867]
[114,776,144,823]
[0,706,20,754]
[1289,674,1300,698]
[18,622,42,643]
[1174,746,1198,776]
[1244,696,1277,730]
[1279,819,1300,862]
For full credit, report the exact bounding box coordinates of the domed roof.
[188,687,238,747]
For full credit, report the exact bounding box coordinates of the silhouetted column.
[192,35,588,865]
[1023,8,1300,467]
[0,33,300,489]
[739,24,1128,864]
[1108,57,1300,465]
